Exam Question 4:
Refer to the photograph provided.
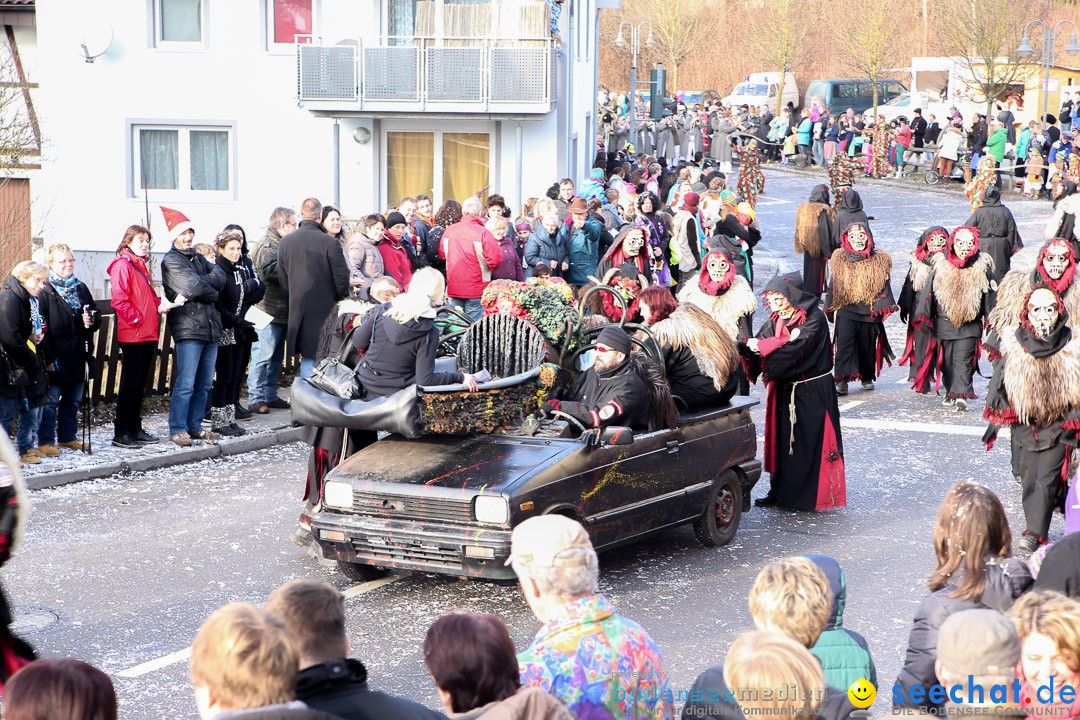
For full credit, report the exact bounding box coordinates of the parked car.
[724,72,800,112]
[804,78,908,116]
[877,91,945,125]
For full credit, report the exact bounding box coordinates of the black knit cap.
[596,326,632,355]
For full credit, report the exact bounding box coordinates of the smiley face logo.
[847,678,876,709]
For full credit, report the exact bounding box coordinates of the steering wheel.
[549,409,588,435]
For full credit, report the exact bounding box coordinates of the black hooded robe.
[800,185,835,296]
[745,274,846,511]
[965,186,1023,284]
[831,190,870,250]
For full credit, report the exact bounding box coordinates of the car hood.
[332,435,570,491]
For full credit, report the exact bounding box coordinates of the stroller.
[924,148,971,185]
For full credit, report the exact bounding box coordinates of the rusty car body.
[310,397,760,581]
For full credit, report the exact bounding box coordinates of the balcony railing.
[296,36,556,113]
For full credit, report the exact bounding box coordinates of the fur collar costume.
[677,273,757,341]
[644,304,739,391]
[908,252,935,293]
[930,252,994,327]
[794,186,834,257]
[828,248,893,312]
[996,324,1080,429]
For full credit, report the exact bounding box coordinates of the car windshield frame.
[735,83,769,96]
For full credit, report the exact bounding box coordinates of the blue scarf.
[49,272,82,310]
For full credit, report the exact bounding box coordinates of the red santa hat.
[159,206,194,243]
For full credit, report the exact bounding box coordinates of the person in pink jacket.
[106,225,163,448]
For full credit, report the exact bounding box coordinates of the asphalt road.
[7,170,1060,720]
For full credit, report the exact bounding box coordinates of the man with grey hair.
[247,206,297,413]
[932,609,1025,717]
[437,195,502,321]
[511,514,674,719]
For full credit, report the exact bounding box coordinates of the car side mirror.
[599,426,634,446]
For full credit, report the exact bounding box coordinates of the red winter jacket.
[378,234,413,290]
[438,215,503,299]
[107,249,160,343]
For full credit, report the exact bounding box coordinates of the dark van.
[804,79,908,116]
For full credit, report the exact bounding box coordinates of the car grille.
[351,535,461,568]
[350,491,472,524]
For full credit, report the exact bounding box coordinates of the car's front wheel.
[337,560,390,582]
[694,470,742,547]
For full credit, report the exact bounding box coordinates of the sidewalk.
[22,394,303,491]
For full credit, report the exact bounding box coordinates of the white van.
[724,72,800,112]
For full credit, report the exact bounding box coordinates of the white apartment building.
[21,0,610,292]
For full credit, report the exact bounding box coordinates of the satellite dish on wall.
[76,20,113,63]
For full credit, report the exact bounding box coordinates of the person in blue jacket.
[559,198,603,287]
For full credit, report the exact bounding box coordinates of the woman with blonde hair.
[36,244,100,456]
[0,261,50,463]
[1008,590,1080,718]
[724,631,825,718]
[353,267,481,398]
[894,481,1033,713]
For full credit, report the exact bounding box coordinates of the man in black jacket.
[267,580,447,720]
[542,326,650,431]
[911,108,928,148]
[160,208,226,447]
[278,197,351,379]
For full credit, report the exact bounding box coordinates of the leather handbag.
[308,327,362,399]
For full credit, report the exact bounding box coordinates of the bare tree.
[631,0,727,91]
[938,0,1035,117]
[836,0,905,119]
[742,0,813,114]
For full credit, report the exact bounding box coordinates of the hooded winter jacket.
[965,186,1022,283]
[805,554,877,692]
[296,658,447,720]
[353,304,463,398]
[893,558,1033,713]
[524,225,567,278]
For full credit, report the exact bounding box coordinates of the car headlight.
[324,481,353,509]
[474,495,509,525]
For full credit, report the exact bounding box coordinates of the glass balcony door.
[385,130,491,207]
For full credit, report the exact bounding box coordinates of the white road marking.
[1016,220,1046,227]
[895,378,910,384]
[838,400,865,411]
[342,574,403,599]
[841,418,1007,437]
[116,646,192,678]
[115,575,403,678]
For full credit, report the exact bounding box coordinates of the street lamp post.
[1018,19,1080,122]
[614,20,652,152]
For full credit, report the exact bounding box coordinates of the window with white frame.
[153,0,205,47]
[267,0,313,50]
[134,125,232,198]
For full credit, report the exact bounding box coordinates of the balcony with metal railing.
[296,35,557,114]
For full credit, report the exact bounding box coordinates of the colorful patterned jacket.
[518,594,674,720]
